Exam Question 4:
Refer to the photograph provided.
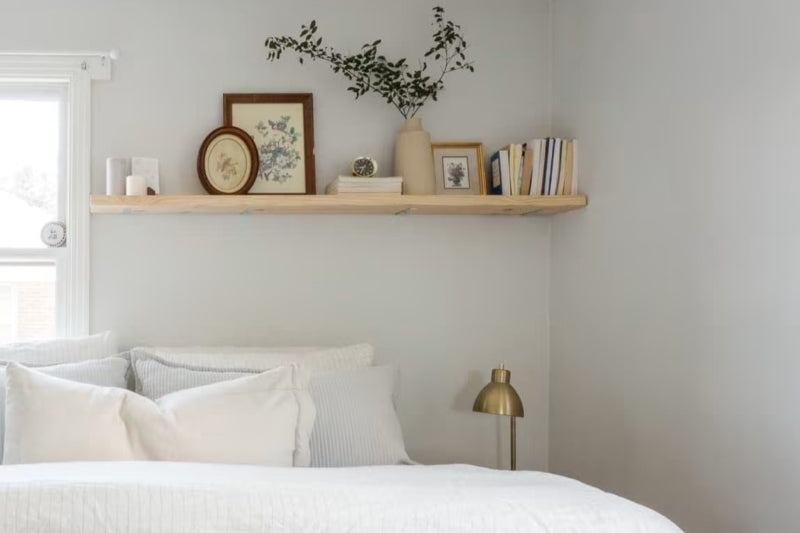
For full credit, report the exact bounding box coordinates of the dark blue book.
[489,151,503,195]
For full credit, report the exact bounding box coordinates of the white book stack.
[326,176,403,195]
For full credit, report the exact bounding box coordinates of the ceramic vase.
[394,117,435,195]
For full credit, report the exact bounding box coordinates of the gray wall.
[0,0,554,469]
[550,1,800,531]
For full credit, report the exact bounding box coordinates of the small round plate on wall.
[41,221,66,248]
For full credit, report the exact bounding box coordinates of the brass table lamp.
[473,365,525,470]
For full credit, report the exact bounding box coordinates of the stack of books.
[325,176,403,195]
[490,138,578,196]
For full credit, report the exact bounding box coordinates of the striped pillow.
[135,359,411,467]
[129,344,373,390]
[0,332,117,366]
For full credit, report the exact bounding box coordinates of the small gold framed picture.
[431,142,487,195]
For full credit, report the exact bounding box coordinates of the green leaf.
[262,6,472,119]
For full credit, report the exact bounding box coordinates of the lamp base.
[511,416,517,471]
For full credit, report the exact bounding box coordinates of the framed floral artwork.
[223,93,316,194]
[431,142,487,195]
[196,126,258,195]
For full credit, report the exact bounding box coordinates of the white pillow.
[130,343,374,371]
[130,343,374,392]
[3,363,315,467]
[135,359,411,467]
[0,356,130,463]
[0,332,117,366]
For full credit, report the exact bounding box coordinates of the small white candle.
[125,174,147,196]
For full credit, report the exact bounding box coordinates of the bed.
[0,336,683,532]
[0,462,681,533]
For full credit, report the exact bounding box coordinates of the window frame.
[0,52,112,337]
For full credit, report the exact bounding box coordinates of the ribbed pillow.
[135,359,411,467]
[130,344,373,387]
[0,356,130,463]
[0,332,117,366]
[310,365,410,467]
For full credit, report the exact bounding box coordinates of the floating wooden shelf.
[90,194,587,216]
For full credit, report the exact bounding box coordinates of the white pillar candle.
[125,174,148,196]
[106,157,130,195]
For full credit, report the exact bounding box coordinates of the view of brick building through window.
[0,265,56,343]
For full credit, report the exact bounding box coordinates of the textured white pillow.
[130,343,373,372]
[3,363,314,467]
[0,356,130,463]
[0,332,117,366]
[135,359,411,467]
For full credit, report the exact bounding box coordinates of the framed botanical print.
[223,93,316,194]
[431,142,487,195]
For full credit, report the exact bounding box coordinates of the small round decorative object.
[197,126,259,195]
[351,156,378,177]
[41,221,66,248]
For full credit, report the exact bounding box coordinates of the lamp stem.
[510,416,517,471]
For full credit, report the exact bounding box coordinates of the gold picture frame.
[431,142,487,195]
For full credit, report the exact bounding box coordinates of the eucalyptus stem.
[265,6,475,119]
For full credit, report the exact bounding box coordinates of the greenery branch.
[265,6,475,119]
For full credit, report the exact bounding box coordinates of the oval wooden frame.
[197,126,259,195]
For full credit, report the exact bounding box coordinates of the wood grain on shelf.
[90,194,587,216]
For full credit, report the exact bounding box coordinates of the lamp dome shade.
[472,367,524,417]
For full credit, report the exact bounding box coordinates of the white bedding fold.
[0,462,682,533]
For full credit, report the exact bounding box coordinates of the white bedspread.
[0,462,682,533]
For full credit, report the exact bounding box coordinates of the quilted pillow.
[0,332,117,366]
[129,343,374,392]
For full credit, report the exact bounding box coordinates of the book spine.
[490,152,503,195]
[499,150,511,196]
[528,141,538,196]
[543,138,553,195]
[515,144,524,195]
[549,138,562,195]
[521,145,534,195]
[509,144,518,196]
[557,140,568,195]
[538,139,547,195]
[563,140,574,195]
[571,140,578,194]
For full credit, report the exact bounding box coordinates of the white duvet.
[0,462,682,533]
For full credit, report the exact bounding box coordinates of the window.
[0,83,64,341]
[0,52,112,340]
